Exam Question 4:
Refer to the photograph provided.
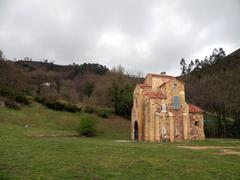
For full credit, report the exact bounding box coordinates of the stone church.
[131,73,205,142]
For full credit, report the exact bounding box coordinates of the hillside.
[0,102,130,139]
[0,59,143,118]
[179,48,240,138]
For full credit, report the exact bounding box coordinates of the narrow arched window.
[173,83,177,92]
[161,104,167,112]
[162,127,166,134]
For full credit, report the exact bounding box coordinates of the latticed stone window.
[173,96,180,109]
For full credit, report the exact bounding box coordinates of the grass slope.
[0,102,130,139]
[0,103,240,179]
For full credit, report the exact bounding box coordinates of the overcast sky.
[0,0,240,75]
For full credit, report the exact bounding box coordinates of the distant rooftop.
[146,73,175,79]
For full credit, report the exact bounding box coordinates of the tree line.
[179,47,240,138]
[180,48,226,75]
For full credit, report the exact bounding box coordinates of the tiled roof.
[147,73,175,79]
[138,84,152,88]
[159,78,185,87]
[144,92,167,99]
[188,104,204,113]
[146,74,185,85]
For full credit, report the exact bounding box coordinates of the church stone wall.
[189,113,205,140]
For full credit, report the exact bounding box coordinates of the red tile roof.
[138,84,151,88]
[188,104,204,113]
[144,92,167,99]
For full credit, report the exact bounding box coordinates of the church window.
[162,127,166,134]
[173,96,180,109]
[195,121,199,127]
[173,83,177,91]
[175,128,180,135]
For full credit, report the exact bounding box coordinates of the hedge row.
[35,97,81,113]
[0,86,31,105]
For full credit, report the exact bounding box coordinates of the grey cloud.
[0,0,239,75]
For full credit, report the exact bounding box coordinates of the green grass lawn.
[0,103,240,179]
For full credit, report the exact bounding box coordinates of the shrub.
[84,106,94,114]
[41,99,82,113]
[78,114,98,137]
[95,107,113,118]
[35,96,45,103]
[45,100,67,111]
[65,103,82,112]
[15,95,31,105]
[0,86,31,105]
[4,98,22,110]
[84,106,112,118]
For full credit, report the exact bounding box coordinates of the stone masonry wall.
[189,113,205,140]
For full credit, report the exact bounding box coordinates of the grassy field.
[0,103,240,179]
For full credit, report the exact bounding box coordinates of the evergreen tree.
[180,58,187,75]
[194,59,200,70]
[0,49,3,61]
[187,60,194,74]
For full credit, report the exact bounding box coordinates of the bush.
[84,106,94,114]
[46,101,67,111]
[42,99,81,113]
[84,106,113,118]
[78,114,98,137]
[35,96,45,103]
[65,103,82,112]
[0,86,31,105]
[15,95,31,105]
[4,98,22,110]
[95,107,113,118]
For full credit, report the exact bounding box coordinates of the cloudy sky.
[0,0,240,75]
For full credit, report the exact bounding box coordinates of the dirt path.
[114,140,132,143]
[177,145,240,156]
[177,146,240,150]
[215,149,240,155]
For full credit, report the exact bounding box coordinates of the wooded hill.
[0,55,142,118]
[178,48,240,138]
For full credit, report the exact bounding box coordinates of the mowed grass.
[0,103,240,179]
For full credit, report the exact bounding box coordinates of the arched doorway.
[134,121,139,141]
